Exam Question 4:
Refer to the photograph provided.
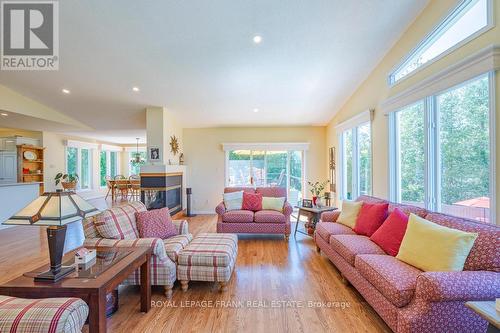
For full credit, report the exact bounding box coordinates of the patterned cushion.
[222,210,254,223]
[316,222,355,242]
[389,203,428,218]
[123,255,177,287]
[177,259,235,282]
[424,212,500,272]
[320,210,341,222]
[329,234,385,266]
[255,187,287,198]
[94,202,146,239]
[0,296,89,333]
[178,233,238,267]
[164,234,193,262]
[254,210,287,223]
[242,192,263,211]
[135,207,178,239]
[83,237,168,261]
[355,255,421,307]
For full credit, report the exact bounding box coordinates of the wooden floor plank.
[0,207,391,333]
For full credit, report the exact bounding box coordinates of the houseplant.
[307,180,329,206]
[55,173,79,190]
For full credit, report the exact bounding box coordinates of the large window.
[339,119,372,201]
[100,150,119,186]
[390,74,493,223]
[225,149,304,205]
[65,146,93,190]
[390,0,491,84]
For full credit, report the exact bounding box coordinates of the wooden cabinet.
[0,152,17,183]
[17,145,45,194]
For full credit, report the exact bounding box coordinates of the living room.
[0,0,499,332]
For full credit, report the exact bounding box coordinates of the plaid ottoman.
[177,233,238,292]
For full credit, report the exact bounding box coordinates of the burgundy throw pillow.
[242,192,263,211]
[370,208,409,256]
[135,207,178,239]
[353,202,389,236]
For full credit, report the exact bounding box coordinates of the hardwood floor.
[0,210,390,333]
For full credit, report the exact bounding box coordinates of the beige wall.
[183,126,326,212]
[0,128,42,141]
[326,0,500,221]
[145,107,183,165]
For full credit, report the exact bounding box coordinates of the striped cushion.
[164,234,193,262]
[94,202,146,239]
[177,257,235,282]
[178,233,238,267]
[0,296,88,333]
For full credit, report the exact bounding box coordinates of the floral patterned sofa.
[215,187,293,239]
[82,202,192,298]
[315,195,500,333]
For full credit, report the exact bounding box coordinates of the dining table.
[108,179,140,201]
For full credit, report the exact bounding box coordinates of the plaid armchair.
[0,296,88,333]
[82,202,192,298]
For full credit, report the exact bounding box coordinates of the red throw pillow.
[135,207,178,239]
[353,202,389,236]
[242,192,263,211]
[370,208,409,256]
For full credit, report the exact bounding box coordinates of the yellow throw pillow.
[337,201,363,229]
[262,197,285,212]
[396,214,478,272]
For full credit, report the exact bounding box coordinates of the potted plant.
[307,180,329,206]
[55,173,79,190]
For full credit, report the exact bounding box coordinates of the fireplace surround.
[140,172,182,215]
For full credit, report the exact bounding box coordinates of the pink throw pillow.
[135,207,178,239]
[242,192,263,211]
[353,202,389,236]
[370,208,409,256]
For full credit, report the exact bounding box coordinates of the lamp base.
[35,266,75,282]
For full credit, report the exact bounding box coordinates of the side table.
[294,206,337,237]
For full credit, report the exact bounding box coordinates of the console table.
[0,247,151,333]
[294,206,337,237]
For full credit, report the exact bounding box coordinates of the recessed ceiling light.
[253,35,262,44]
[253,108,259,113]
[62,88,70,94]
[132,86,140,92]
[0,112,7,116]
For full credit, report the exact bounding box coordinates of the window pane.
[397,102,425,206]
[289,151,303,206]
[358,123,372,196]
[130,151,146,176]
[343,129,353,200]
[110,152,117,177]
[228,150,251,186]
[81,149,90,189]
[266,151,287,187]
[437,75,490,222]
[66,147,77,175]
[393,0,488,82]
[100,151,107,186]
[250,151,265,186]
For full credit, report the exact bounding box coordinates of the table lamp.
[2,190,99,282]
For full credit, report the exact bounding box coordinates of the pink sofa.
[216,187,292,239]
[315,195,500,333]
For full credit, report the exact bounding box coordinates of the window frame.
[388,0,494,86]
[65,146,93,191]
[99,150,120,187]
[337,111,373,201]
[389,72,496,224]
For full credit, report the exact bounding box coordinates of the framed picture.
[149,146,161,161]
[302,199,313,208]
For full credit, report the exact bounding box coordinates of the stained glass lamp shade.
[3,191,100,282]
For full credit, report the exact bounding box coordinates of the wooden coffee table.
[0,246,151,333]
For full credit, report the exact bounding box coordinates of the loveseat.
[216,187,293,239]
[82,202,192,298]
[315,195,500,333]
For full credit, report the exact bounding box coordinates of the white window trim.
[388,0,495,86]
[334,110,373,132]
[64,146,94,191]
[388,72,496,224]
[222,142,309,151]
[101,144,123,152]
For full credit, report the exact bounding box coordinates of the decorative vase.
[307,227,314,235]
[312,196,318,206]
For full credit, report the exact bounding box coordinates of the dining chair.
[114,175,128,201]
[128,174,141,201]
[105,175,115,200]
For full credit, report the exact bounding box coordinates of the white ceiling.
[0,0,428,144]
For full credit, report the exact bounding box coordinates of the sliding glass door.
[226,150,304,204]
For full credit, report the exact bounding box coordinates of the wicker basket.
[61,181,77,190]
